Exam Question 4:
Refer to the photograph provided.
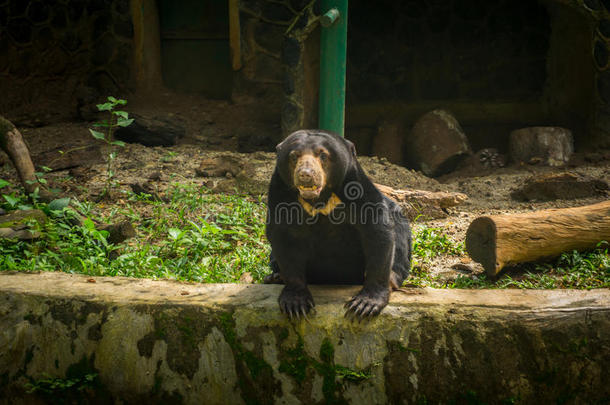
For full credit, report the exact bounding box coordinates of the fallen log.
[466,200,610,277]
[375,183,468,220]
[0,116,53,201]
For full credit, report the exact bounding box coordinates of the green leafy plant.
[89,96,133,199]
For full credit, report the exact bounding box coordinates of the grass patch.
[412,224,464,260]
[0,183,271,283]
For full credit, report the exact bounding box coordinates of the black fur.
[266,129,412,319]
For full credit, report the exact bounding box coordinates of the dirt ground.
[1,92,609,281]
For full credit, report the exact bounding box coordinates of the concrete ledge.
[1,272,609,404]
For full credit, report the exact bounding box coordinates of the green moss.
[176,317,196,350]
[277,335,370,404]
[243,351,273,380]
[319,338,335,364]
[218,312,279,405]
[278,335,308,383]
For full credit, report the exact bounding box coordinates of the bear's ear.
[345,139,357,157]
[275,140,285,152]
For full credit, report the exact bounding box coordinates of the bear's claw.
[279,287,315,320]
[344,289,388,319]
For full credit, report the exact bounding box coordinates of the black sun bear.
[266,129,412,319]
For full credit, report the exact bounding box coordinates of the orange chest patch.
[298,193,343,216]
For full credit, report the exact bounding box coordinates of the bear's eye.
[289,150,299,161]
[319,151,329,161]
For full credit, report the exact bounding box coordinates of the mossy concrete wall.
[1,272,609,404]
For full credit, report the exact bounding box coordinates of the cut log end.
[465,217,499,277]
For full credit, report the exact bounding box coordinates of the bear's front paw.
[279,286,315,319]
[345,288,389,319]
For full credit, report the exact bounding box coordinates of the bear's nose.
[297,168,314,183]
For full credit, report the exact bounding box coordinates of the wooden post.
[130,0,163,91]
[229,0,242,71]
[466,201,610,277]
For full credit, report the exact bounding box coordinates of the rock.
[34,144,103,171]
[0,209,47,229]
[511,172,609,201]
[115,113,186,147]
[509,127,573,166]
[195,155,243,178]
[0,209,46,240]
[408,110,471,177]
[372,120,404,165]
[0,228,40,240]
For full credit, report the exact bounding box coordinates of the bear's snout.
[293,154,326,200]
[297,167,315,184]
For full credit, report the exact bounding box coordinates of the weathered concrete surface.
[1,272,609,405]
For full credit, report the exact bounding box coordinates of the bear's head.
[275,130,356,201]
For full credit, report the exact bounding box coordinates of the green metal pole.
[319,0,348,137]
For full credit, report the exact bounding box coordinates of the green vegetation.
[0,183,270,283]
[0,177,607,289]
[412,225,465,260]
[89,96,133,199]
